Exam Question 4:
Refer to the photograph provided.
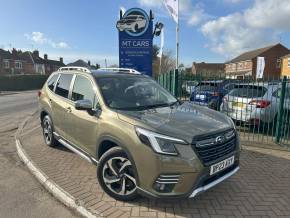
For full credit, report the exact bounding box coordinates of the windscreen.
[95,76,177,110]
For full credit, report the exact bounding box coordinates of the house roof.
[227,43,285,63]
[67,59,90,68]
[281,53,290,59]
[28,52,45,64]
[44,59,65,67]
[20,52,33,62]
[0,49,11,59]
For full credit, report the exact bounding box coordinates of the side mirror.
[75,99,93,111]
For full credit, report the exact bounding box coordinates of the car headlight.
[228,117,236,129]
[135,127,187,156]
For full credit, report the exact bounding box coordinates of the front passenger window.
[71,75,96,105]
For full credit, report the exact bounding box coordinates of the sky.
[0,0,290,67]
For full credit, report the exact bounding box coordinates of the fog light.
[153,174,180,193]
[153,183,175,193]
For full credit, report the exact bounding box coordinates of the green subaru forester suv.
[39,67,240,201]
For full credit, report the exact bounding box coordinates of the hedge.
[0,74,49,91]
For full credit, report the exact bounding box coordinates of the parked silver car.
[220,83,290,126]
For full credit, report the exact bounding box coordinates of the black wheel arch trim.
[97,135,140,186]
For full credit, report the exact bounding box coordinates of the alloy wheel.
[43,119,52,145]
[102,157,137,196]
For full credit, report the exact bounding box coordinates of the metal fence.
[157,71,290,149]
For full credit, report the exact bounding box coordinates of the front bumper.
[189,166,239,198]
[135,148,240,199]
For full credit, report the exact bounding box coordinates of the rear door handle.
[66,107,72,113]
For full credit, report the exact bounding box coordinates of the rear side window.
[224,83,235,91]
[229,86,267,98]
[55,74,73,98]
[47,74,59,92]
[71,75,95,103]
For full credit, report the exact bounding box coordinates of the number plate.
[210,156,235,175]
[232,102,245,109]
[195,94,205,100]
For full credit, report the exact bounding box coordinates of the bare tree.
[159,49,176,74]
[153,46,176,77]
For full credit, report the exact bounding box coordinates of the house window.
[276,58,281,68]
[15,61,23,69]
[3,60,9,69]
[288,58,290,68]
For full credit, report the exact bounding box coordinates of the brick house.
[225,43,290,79]
[28,50,46,75]
[0,49,65,75]
[43,54,65,74]
[0,48,34,75]
[29,50,65,75]
[192,62,225,77]
[281,54,290,77]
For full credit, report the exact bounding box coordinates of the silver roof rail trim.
[58,67,91,73]
[98,68,141,75]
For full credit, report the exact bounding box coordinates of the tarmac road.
[0,91,79,218]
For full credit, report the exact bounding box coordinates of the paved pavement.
[0,92,79,218]
[19,112,290,218]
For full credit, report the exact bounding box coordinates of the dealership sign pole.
[163,0,179,69]
[116,8,153,76]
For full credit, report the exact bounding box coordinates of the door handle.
[66,107,72,113]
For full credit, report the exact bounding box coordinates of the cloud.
[201,0,290,58]
[24,32,70,49]
[244,0,290,30]
[187,4,212,26]
[137,0,210,26]
[224,0,241,3]
[138,0,163,8]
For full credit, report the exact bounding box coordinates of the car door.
[66,74,99,155]
[51,73,74,138]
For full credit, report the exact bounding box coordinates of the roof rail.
[98,68,141,75]
[58,66,91,73]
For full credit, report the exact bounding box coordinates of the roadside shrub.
[0,74,49,91]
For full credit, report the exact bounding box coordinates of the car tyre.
[97,147,139,201]
[134,24,139,32]
[42,115,58,147]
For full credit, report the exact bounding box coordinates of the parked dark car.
[190,80,236,110]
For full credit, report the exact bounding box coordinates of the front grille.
[192,129,236,166]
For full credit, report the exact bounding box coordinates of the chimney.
[59,57,63,63]
[88,60,91,66]
[33,50,39,57]
[44,54,48,60]
[12,48,17,56]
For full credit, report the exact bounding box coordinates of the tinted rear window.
[55,74,73,98]
[229,86,267,98]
